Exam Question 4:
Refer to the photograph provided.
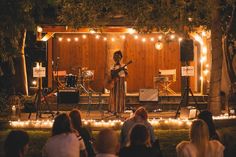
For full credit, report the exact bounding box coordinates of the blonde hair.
[190,119,209,157]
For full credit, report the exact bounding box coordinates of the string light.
[142,38,146,42]
[200,56,207,63]
[56,33,187,43]
[202,31,206,37]
[158,35,163,40]
[89,29,96,34]
[170,34,175,40]
[95,35,100,39]
[58,37,63,42]
[178,37,183,42]
[150,37,155,42]
[82,35,87,39]
[120,35,126,39]
[127,28,136,34]
[111,37,115,42]
[74,37,79,41]
[203,69,209,75]
[32,80,37,86]
[193,34,203,45]
[9,115,236,129]
[37,26,43,33]
[188,17,193,22]
[202,46,207,55]
[155,42,163,50]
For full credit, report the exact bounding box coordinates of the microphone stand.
[55,57,60,114]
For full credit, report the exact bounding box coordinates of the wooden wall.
[52,33,184,93]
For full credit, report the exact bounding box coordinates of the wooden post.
[47,38,53,88]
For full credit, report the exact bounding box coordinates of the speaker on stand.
[180,39,194,62]
[176,39,199,119]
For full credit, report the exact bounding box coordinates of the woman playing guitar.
[108,50,129,115]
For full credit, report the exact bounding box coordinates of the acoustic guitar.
[105,60,132,89]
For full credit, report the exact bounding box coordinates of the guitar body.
[105,60,132,90]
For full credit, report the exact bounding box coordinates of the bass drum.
[65,74,77,87]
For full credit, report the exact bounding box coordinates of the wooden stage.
[23,91,208,119]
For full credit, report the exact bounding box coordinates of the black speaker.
[57,89,79,104]
[180,39,194,61]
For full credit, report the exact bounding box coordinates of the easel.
[175,66,199,119]
[29,62,54,119]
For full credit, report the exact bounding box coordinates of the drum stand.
[78,83,92,115]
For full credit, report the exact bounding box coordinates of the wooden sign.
[33,67,46,77]
[181,66,194,76]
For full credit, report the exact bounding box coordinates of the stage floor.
[14,110,178,121]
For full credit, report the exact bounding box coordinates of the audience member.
[70,109,95,157]
[198,110,220,141]
[119,124,162,157]
[120,107,155,147]
[42,113,85,157]
[4,130,29,157]
[176,119,224,157]
[95,128,119,157]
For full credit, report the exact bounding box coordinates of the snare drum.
[65,74,77,87]
[82,70,94,80]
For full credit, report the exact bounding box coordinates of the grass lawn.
[0,127,236,157]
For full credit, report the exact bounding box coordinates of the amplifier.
[180,107,198,119]
[139,89,158,101]
[57,89,79,104]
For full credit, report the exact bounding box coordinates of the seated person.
[70,109,95,157]
[95,128,120,157]
[119,124,162,157]
[42,113,86,157]
[4,130,29,157]
[120,107,155,147]
[176,119,224,157]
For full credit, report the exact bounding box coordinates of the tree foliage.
[0,0,54,61]
[57,0,236,35]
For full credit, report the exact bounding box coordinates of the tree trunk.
[14,30,28,95]
[21,30,28,95]
[208,0,223,115]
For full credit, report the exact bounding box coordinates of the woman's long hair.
[52,113,73,136]
[69,109,83,131]
[190,119,209,157]
[129,124,150,146]
[4,130,29,157]
[198,110,219,140]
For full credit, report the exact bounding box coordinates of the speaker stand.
[28,80,54,120]
[175,76,199,119]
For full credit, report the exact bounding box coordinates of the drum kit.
[64,67,94,90]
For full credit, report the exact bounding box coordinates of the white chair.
[158,69,176,95]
